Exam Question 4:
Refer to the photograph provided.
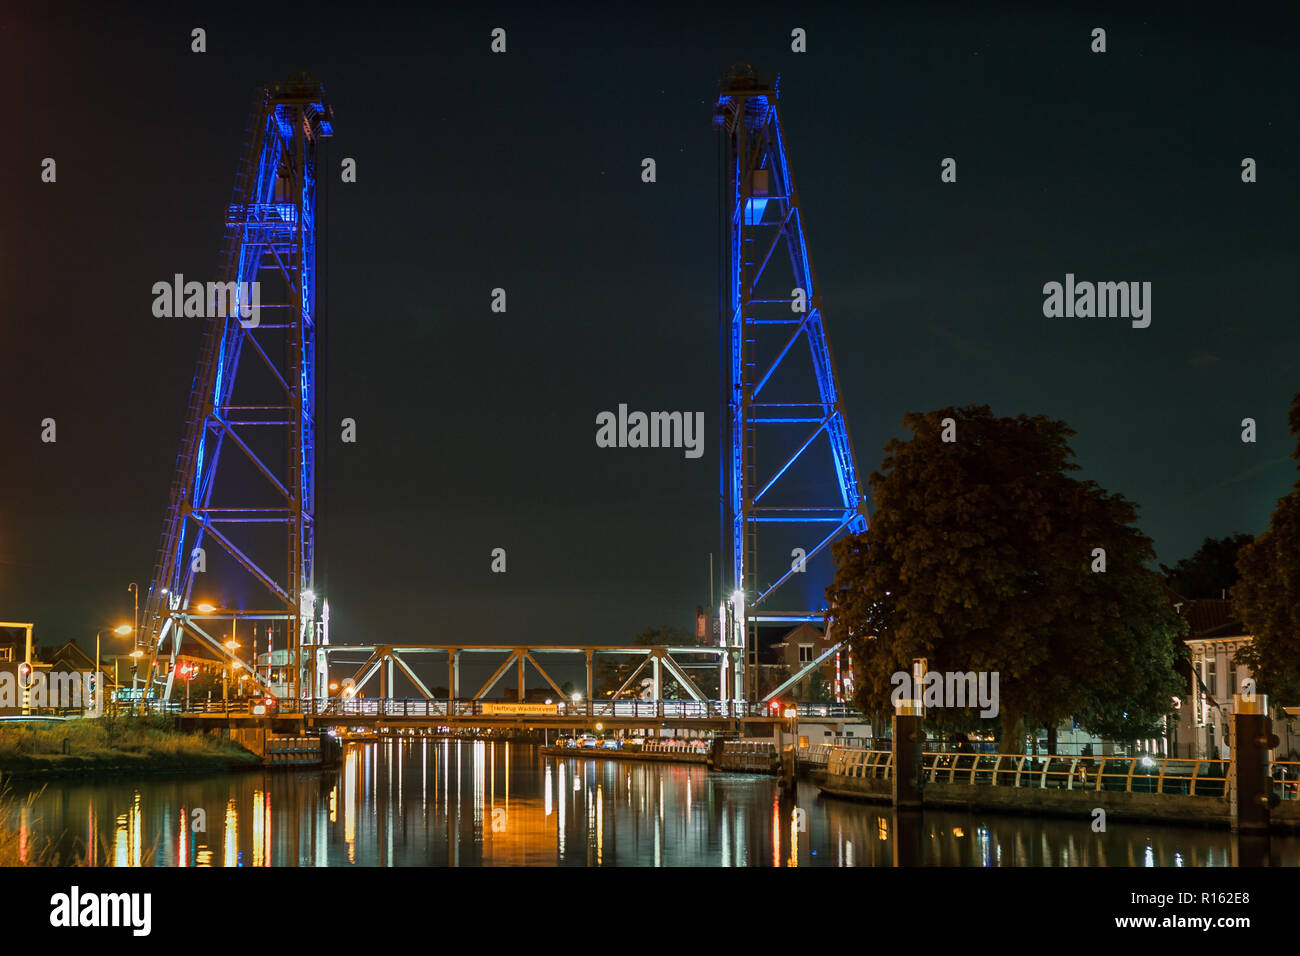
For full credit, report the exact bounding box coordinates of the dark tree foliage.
[828,405,1185,750]
[1161,534,1254,599]
[1234,394,1300,704]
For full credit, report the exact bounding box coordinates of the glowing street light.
[195,603,216,614]
[93,625,133,713]
[223,639,242,704]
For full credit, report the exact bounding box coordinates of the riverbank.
[0,717,262,779]
[812,770,1300,831]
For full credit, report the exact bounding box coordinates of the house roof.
[1166,587,1246,640]
[45,640,95,670]
[757,623,827,665]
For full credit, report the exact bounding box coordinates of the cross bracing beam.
[390,652,435,700]
[761,641,844,702]
[611,657,653,700]
[473,651,521,701]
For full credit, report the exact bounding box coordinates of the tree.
[1161,534,1254,599]
[828,405,1184,751]
[1234,394,1300,704]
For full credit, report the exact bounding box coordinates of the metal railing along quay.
[819,749,1299,797]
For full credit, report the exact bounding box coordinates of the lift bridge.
[144,67,867,728]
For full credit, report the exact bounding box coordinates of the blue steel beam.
[140,74,333,702]
[714,64,868,700]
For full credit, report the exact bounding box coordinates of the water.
[10,740,1296,866]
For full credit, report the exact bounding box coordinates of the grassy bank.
[0,715,262,778]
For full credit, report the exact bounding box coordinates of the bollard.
[1230,693,1279,833]
[892,658,926,810]
[780,745,796,791]
[892,706,924,810]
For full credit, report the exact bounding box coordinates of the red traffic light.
[769,700,781,712]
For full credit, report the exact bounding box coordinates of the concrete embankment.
[814,771,1246,828]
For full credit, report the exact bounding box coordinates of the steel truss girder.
[715,66,867,700]
[139,74,333,702]
[322,644,731,704]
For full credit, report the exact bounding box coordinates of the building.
[1169,592,1300,761]
[756,623,839,701]
[44,639,113,696]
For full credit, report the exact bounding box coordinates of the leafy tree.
[1161,534,1254,599]
[1234,394,1300,704]
[805,669,834,703]
[174,667,222,701]
[828,405,1185,751]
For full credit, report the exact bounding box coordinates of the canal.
[11,740,1299,866]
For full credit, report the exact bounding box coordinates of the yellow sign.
[480,702,559,716]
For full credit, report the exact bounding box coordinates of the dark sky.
[3,2,1298,659]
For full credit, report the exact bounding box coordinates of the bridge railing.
[169,697,847,720]
[1272,761,1300,801]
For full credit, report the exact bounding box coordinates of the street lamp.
[195,602,216,614]
[127,582,139,695]
[223,638,240,706]
[93,625,132,713]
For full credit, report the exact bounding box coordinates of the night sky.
[3,2,1298,660]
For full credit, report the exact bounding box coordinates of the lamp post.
[128,649,143,714]
[223,638,240,709]
[127,583,139,696]
[94,625,132,714]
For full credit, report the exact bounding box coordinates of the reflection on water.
[10,740,1298,866]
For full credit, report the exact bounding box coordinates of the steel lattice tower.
[714,65,867,701]
[139,73,333,702]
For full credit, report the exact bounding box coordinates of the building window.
[1206,657,1218,700]
[798,644,814,664]
[0,648,11,662]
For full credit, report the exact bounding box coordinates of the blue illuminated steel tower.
[139,73,333,702]
[714,65,867,701]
